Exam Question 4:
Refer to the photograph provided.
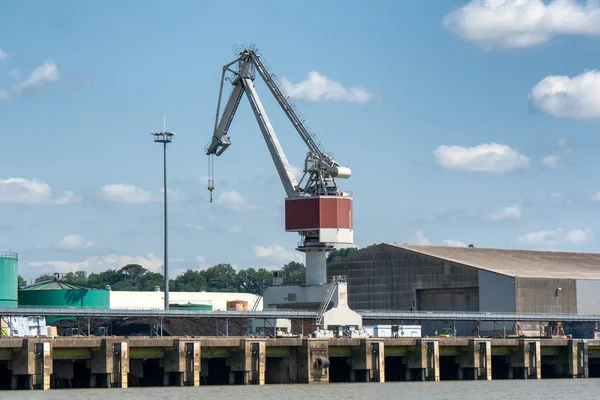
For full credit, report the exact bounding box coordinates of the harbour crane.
[205,46,354,287]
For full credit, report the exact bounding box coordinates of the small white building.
[109,290,262,311]
[363,324,421,338]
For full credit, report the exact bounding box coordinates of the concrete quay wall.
[0,336,598,390]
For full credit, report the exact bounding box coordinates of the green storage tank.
[170,302,212,311]
[0,252,18,308]
[18,279,110,308]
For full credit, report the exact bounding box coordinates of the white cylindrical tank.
[327,166,351,179]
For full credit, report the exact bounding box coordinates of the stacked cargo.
[1,316,48,337]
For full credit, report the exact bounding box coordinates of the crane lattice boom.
[206,47,354,284]
[205,47,352,198]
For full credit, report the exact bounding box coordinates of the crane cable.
[208,155,215,202]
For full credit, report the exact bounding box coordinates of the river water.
[2,380,600,400]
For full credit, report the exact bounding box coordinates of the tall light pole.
[152,128,175,311]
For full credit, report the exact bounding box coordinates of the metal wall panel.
[575,279,600,315]
[514,277,576,313]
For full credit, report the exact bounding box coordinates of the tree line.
[20,247,360,295]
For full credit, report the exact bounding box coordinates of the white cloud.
[255,245,302,262]
[160,187,185,202]
[290,165,303,181]
[442,239,467,247]
[101,184,183,204]
[54,191,81,205]
[0,177,79,205]
[230,225,242,233]
[101,184,155,204]
[414,230,431,245]
[593,192,600,202]
[487,202,522,221]
[57,234,94,250]
[215,190,259,212]
[0,59,60,100]
[518,228,593,246]
[29,253,163,275]
[434,143,529,173]
[443,0,600,50]
[281,71,373,103]
[16,60,59,92]
[542,155,561,168]
[0,49,9,60]
[530,70,600,118]
[548,192,569,205]
[565,229,593,245]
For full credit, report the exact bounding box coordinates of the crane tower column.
[304,249,327,285]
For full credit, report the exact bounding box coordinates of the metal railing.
[0,251,18,259]
[1,307,600,322]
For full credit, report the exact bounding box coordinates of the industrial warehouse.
[328,243,600,338]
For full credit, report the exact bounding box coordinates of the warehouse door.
[417,288,478,312]
[417,288,478,337]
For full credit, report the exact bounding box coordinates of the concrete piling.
[0,336,598,390]
[230,339,265,385]
[11,339,52,390]
[509,339,541,379]
[298,339,329,384]
[568,339,589,379]
[164,339,201,386]
[91,339,129,388]
[405,339,439,381]
[458,339,491,380]
[350,339,385,382]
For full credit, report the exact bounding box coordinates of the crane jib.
[206,46,354,247]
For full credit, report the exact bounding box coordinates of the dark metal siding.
[514,277,577,314]
[327,245,479,311]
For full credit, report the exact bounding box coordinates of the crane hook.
[208,155,215,203]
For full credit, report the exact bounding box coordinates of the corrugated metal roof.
[384,243,600,279]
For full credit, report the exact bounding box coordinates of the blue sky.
[2,0,600,280]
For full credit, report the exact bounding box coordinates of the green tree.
[327,247,359,263]
[120,264,147,281]
[283,261,305,279]
[17,275,26,288]
[237,268,257,293]
[203,263,238,292]
[253,268,272,290]
[171,270,207,292]
[63,271,88,286]
[111,279,139,291]
[87,269,121,289]
[140,272,164,291]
